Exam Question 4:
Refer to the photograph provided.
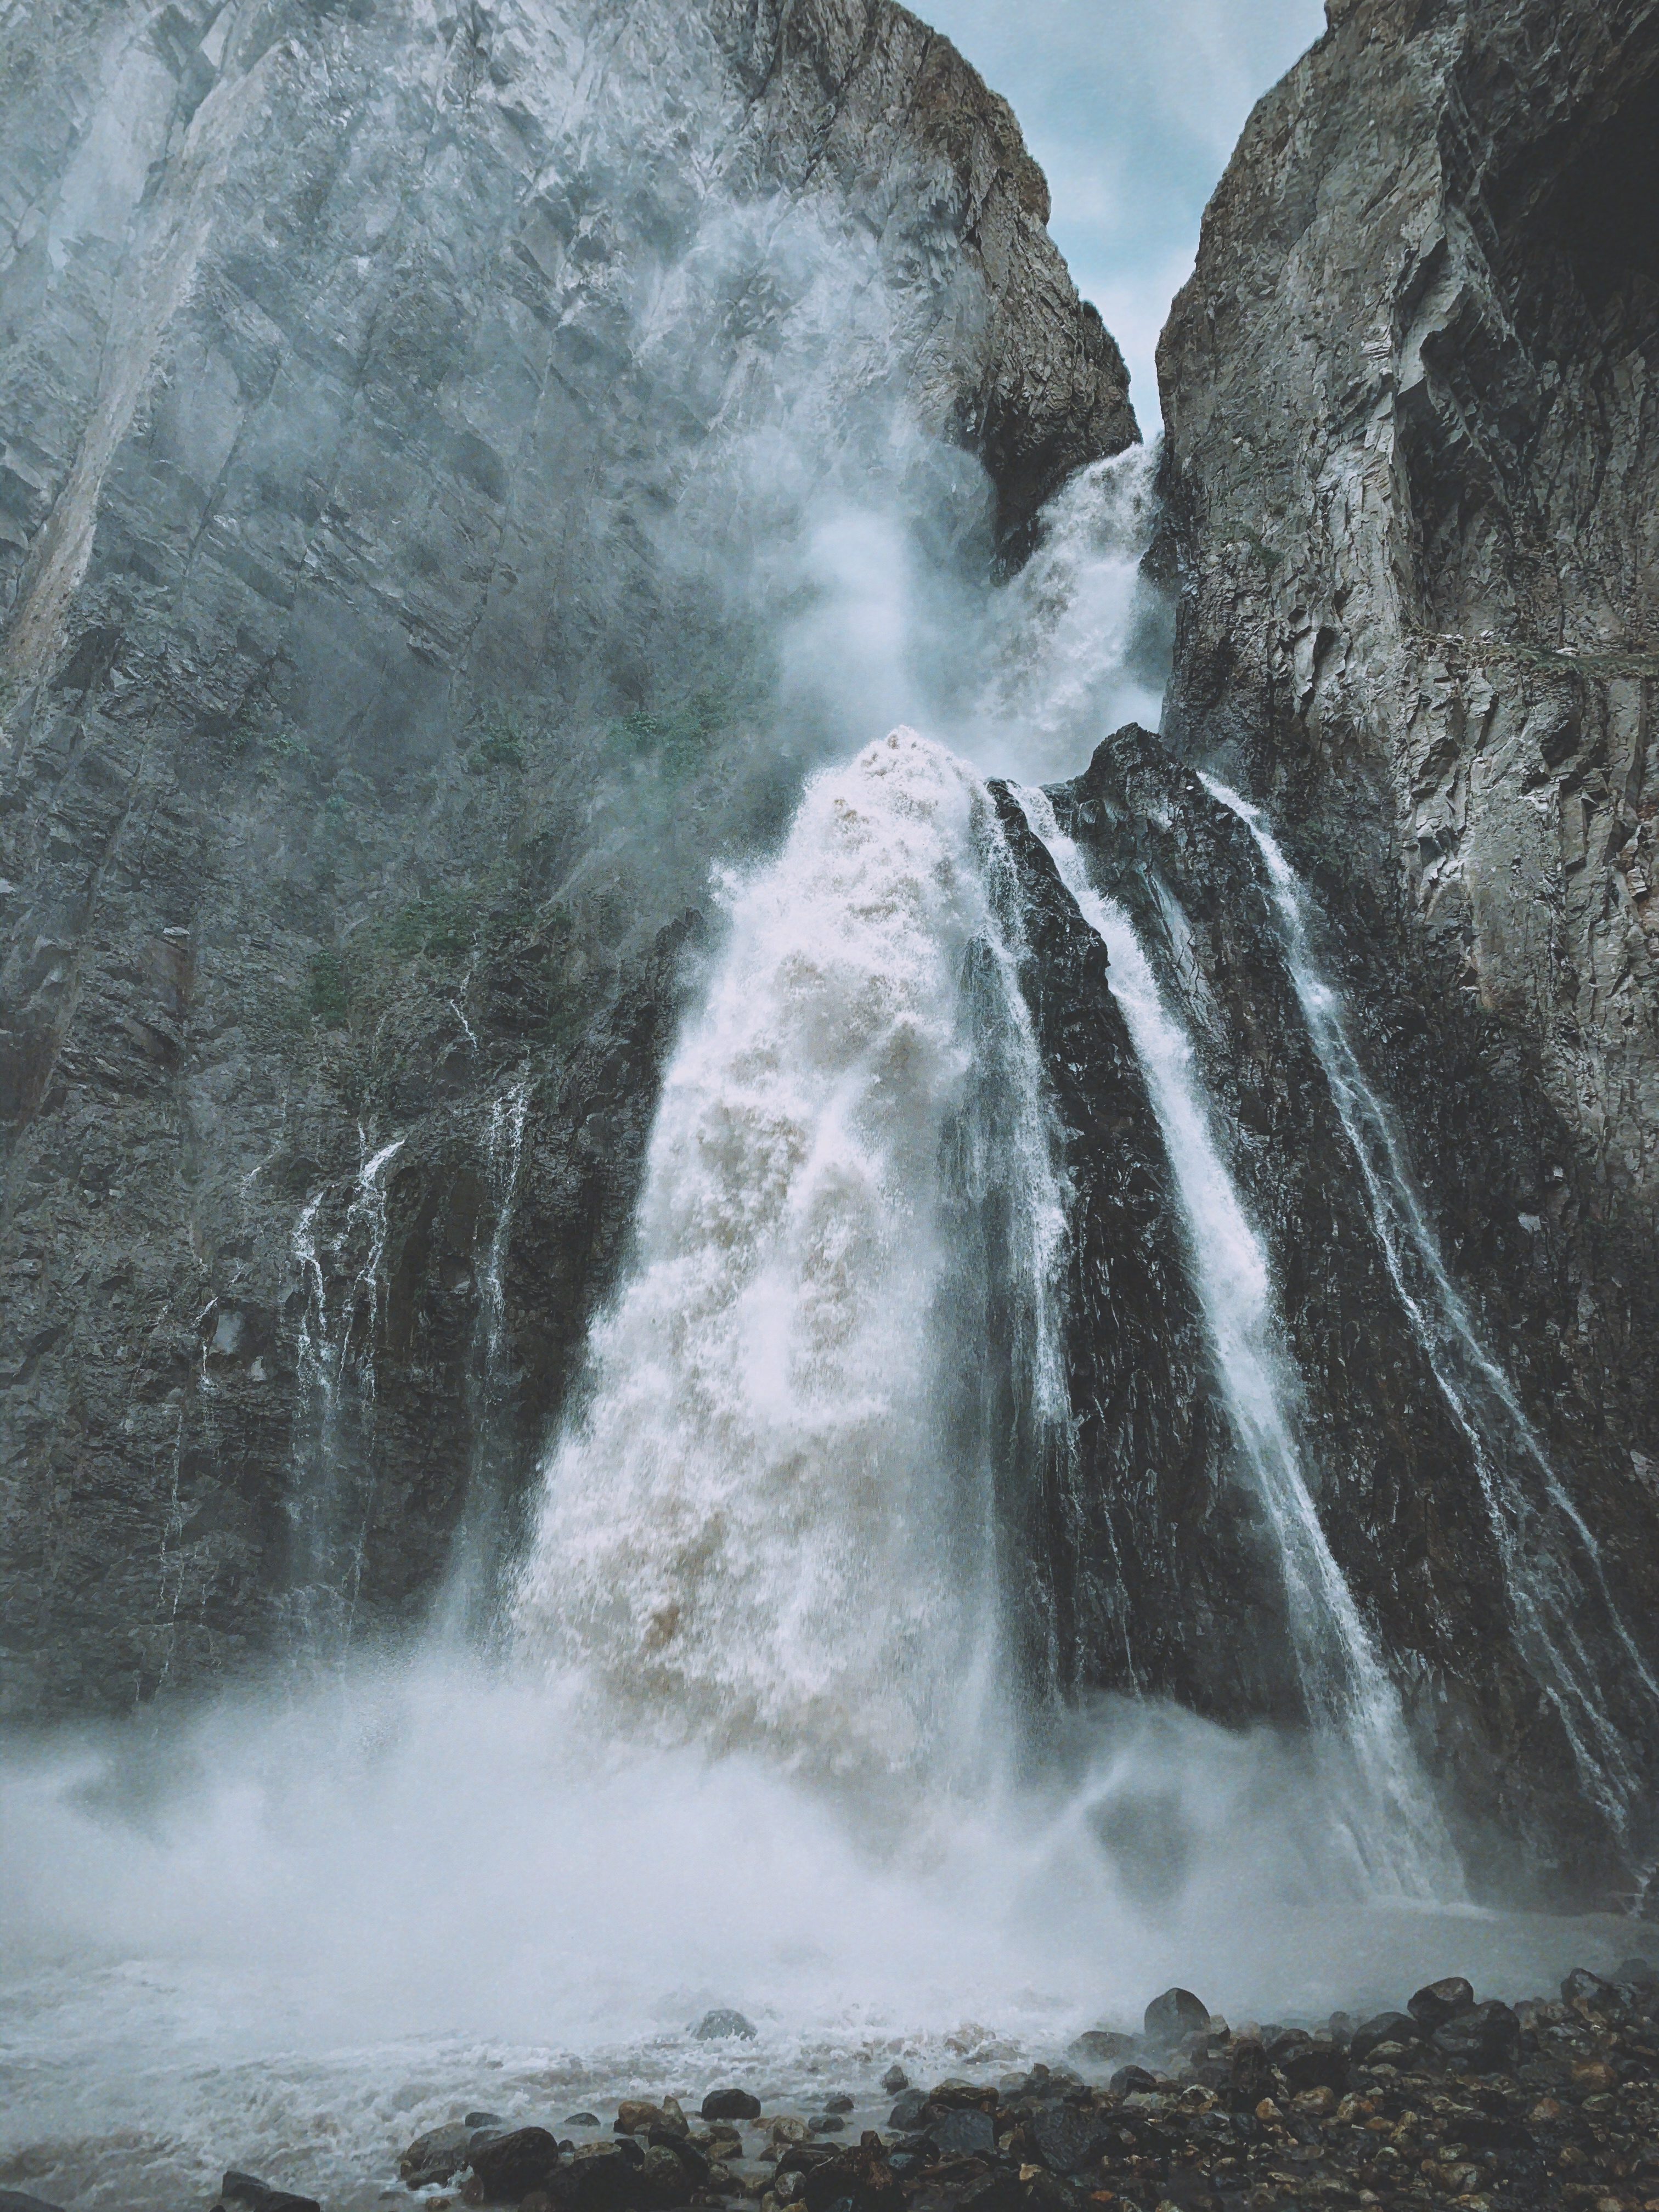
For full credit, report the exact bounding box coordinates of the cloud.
[920,0,1328,425]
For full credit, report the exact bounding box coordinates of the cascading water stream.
[287,1132,405,1645]
[1201,774,1659,1852]
[512,726,1070,1782]
[1008,786,1455,1897]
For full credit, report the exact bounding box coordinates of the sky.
[920,0,1329,430]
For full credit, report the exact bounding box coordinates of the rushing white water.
[966,444,1166,783]
[1201,773,1659,1851]
[513,727,1064,1776]
[1008,786,1455,1897]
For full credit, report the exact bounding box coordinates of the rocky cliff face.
[0,0,1133,1717]
[1157,0,1659,1889]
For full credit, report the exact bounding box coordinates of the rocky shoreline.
[9,1965,1644,2212]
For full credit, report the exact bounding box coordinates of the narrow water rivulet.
[1201,775,1659,1863]
[1007,787,1457,1899]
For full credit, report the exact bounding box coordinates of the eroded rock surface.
[1156,0,1659,1884]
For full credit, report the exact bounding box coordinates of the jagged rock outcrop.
[1157,0,1659,1883]
[1034,725,1659,1900]
[0,0,1134,1716]
[981,787,1304,1733]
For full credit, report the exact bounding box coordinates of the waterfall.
[514,726,1069,1778]
[1010,785,1455,1895]
[286,1132,405,1645]
[438,1077,533,1643]
[1203,773,1659,1850]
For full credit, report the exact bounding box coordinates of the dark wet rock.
[465,2113,506,2130]
[1107,2066,1158,2098]
[1267,2031,1349,2097]
[692,2009,757,2041]
[806,2116,845,2135]
[951,2179,1024,2212]
[1616,1955,1658,1988]
[1064,2029,1134,2066]
[1027,2104,1109,2175]
[616,2103,668,2137]
[1350,2012,1425,2067]
[880,2066,909,2095]
[1408,1975,1475,2030]
[215,2177,321,2212]
[985,789,1265,1726]
[821,2094,855,2114]
[1143,1988,1210,2044]
[927,2110,996,2160]
[399,2122,474,2188]
[888,2091,929,2130]
[1562,1967,1622,2011]
[799,2133,905,2212]
[467,2128,564,2202]
[647,2130,706,2183]
[1227,2039,1273,2111]
[926,2080,999,2112]
[564,2114,602,2128]
[0,2196,68,2212]
[701,2089,761,2122]
[1430,1999,1521,2073]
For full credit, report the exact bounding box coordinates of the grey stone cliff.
[1157,0,1659,1880]
[0,0,1134,1716]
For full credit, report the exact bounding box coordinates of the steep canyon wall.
[0,0,1132,1716]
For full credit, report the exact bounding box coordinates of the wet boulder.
[648,2131,706,2184]
[469,2127,563,2202]
[0,2196,69,2212]
[1029,2104,1109,2174]
[1227,2039,1273,2109]
[888,2089,929,2129]
[1562,1968,1622,2013]
[799,2134,905,2212]
[1408,1976,1474,2030]
[1108,2066,1158,2098]
[1267,2030,1349,2095]
[929,2108,997,2159]
[1066,2029,1135,2066]
[881,2066,909,2094]
[1431,2000,1520,2073]
[398,2123,473,2188]
[1143,1988,1209,2044]
[214,2175,321,2212]
[692,2008,758,2040]
[928,2079,1000,2112]
[702,2089,761,2122]
[1351,2012,1425,2066]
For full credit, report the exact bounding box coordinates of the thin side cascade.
[1012,785,1456,1897]
[437,1076,533,1644]
[286,1133,405,1647]
[1203,772,1659,1853]
[512,727,1066,1779]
